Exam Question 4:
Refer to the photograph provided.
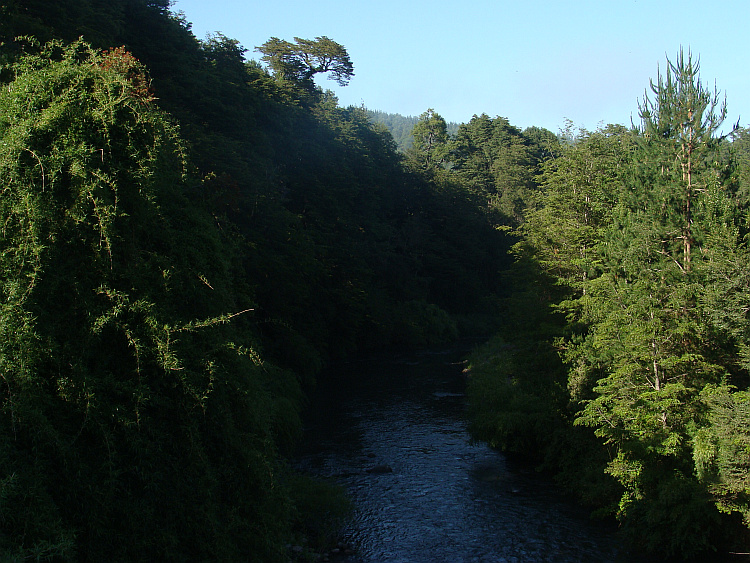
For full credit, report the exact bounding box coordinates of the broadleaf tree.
[255,36,354,87]
[0,39,300,561]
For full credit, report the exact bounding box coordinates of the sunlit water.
[296,347,644,562]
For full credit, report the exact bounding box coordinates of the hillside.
[367,109,460,151]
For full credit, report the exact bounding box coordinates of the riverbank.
[294,349,637,562]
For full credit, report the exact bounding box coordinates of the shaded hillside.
[0,2,544,560]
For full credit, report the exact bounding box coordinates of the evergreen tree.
[570,49,741,557]
[632,48,734,273]
[522,124,633,298]
[450,114,539,226]
[405,108,450,173]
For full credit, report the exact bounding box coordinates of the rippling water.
[296,348,644,562]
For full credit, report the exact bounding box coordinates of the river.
[295,346,647,563]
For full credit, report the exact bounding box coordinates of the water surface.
[296,348,640,562]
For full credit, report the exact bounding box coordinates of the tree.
[522,124,632,298]
[406,108,449,172]
[728,127,750,207]
[694,386,750,528]
[0,39,300,561]
[450,114,539,225]
[635,48,735,273]
[255,36,354,87]
[568,50,741,557]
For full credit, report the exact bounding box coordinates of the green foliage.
[468,50,750,559]
[286,473,352,553]
[0,39,301,561]
[699,224,750,377]
[18,3,750,561]
[405,108,450,173]
[389,300,459,349]
[366,109,460,152]
[2,0,519,364]
[611,462,722,556]
[467,335,565,457]
[729,127,750,207]
[0,9,526,557]
[256,36,354,87]
[694,386,750,524]
[450,114,549,226]
[565,50,741,558]
[521,124,633,296]
[633,48,735,274]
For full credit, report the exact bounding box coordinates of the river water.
[296,347,644,563]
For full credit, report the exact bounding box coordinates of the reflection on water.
[296,348,640,562]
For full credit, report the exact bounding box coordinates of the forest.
[366,110,460,152]
[1,0,749,561]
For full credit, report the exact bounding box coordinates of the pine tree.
[570,49,741,557]
[633,48,734,273]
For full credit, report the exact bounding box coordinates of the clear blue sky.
[172,0,749,134]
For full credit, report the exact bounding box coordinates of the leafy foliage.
[450,114,550,226]
[0,3,527,559]
[0,39,302,561]
[256,35,354,87]
[565,51,746,557]
[405,108,451,172]
[366,109,460,152]
[7,2,750,561]
[469,50,750,559]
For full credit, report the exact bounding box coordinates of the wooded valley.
[2,1,750,560]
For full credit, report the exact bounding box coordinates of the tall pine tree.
[571,49,741,557]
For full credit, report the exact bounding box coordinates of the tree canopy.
[467,50,750,558]
[3,3,750,560]
[256,35,354,87]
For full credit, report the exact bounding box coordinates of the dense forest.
[366,109,459,152]
[467,68,750,557]
[0,1,749,561]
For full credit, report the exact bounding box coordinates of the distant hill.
[367,109,460,152]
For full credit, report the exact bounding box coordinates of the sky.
[172,0,750,134]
